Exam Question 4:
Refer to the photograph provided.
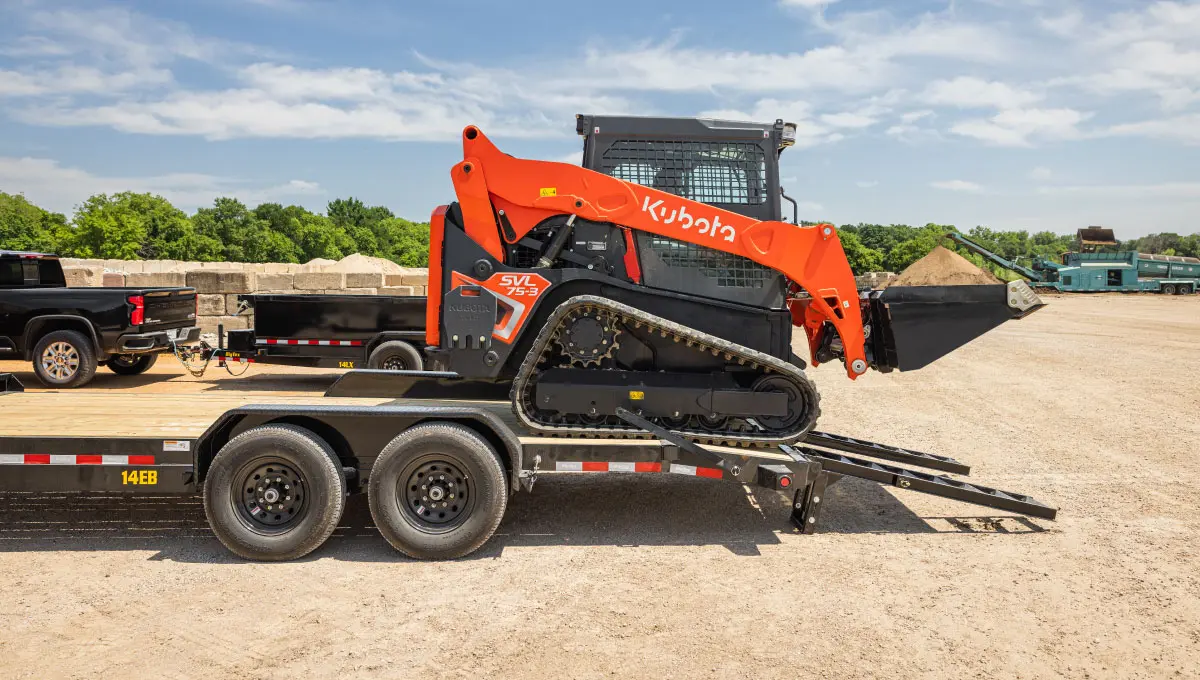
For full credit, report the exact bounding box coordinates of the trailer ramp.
[783,445,1057,527]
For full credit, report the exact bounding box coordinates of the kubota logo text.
[641,196,736,243]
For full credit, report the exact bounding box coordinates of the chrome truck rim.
[41,342,80,380]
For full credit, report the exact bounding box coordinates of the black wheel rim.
[233,458,308,534]
[397,454,473,534]
[381,356,409,370]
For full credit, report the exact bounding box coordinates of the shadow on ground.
[0,475,1046,564]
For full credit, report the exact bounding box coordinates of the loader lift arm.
[451,125,869,379]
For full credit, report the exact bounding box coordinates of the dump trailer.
[0,114,1055,561]
[215,293,427,371]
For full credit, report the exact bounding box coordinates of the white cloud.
[856,180,879,188]
[1029,166,1053,180]
[820,111,877,128]
[931,179,983,192]
[1037,182,1200,198]
[951,108,1089,146]
[920,76,1041,109]
[0,156,322,214]
[900,110,934,123]
[780,0,841,7]
[1102,114,1200,145]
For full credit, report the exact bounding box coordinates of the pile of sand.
[322,253,406,274]
[887,246,1002,287]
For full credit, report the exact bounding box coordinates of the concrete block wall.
[58,256,430,337]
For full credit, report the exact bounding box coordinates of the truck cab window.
[0,261,23,287]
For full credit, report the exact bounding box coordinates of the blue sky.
[0,0,1197,237]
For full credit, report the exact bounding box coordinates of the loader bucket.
[0,373,24,395]
[866,281,1044,372]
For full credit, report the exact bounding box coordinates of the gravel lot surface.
[0,294,1196,679]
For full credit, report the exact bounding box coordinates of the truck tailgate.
[142,289,197,328]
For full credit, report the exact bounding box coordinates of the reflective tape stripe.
[0,455,157,465]
[554,461,666,473]
[258,338,362,347]
[669,463,723,479]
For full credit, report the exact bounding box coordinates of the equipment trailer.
[0,374,1055,561]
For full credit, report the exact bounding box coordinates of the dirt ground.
[0,294,1197,679]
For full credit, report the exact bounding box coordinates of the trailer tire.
[367,340,424,371]
[1162,284,1176,295]
[106,353,158,375]
[32,330,97,388]
[369,422,507,560]
[1176,284,1191,295]
[203,424,346,561]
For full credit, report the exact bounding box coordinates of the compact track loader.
[407,115,1043,446]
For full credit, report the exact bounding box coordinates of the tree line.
[0,191,430,266]
[2,190,1197,275]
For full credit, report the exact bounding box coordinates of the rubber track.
[510,295,821,447]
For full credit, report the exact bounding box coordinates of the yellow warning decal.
[539,187,557,197]
[629,390,645,401]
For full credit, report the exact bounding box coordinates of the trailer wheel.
[1176,284,1191,295]
[1162,284,1176,295]
[367,340,424,371]
[203,424,346,561]
[368,423,507,559]
[32,330,97,388]
[106,353,158,375]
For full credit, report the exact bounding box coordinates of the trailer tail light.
[128,295,145,326]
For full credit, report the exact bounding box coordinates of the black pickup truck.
[0,251,200,387]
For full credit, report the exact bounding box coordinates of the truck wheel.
[203,424,346,561]
[367,340,424,371]
[32,330,97,388]
[106,353,158,375]
[1176,284,1191,295]
[1162,284,1176,295]
[368,423,507,560]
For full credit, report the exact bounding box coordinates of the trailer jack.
[0,373,23,395]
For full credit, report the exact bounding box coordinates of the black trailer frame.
[0,372,1056,559]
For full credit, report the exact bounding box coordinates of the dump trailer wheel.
[368,422,507,560]
[32,330,97,388]
[106,353,158,375]
[203,424,346,561]
[367,341,424,371]
[1162,283,1176,295]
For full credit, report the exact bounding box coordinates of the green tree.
[837,230,884,274]
[375,217,430,266]
[193,197,301,263]
[0,192,72,254]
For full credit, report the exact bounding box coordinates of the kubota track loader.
[409,115,1043,446]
